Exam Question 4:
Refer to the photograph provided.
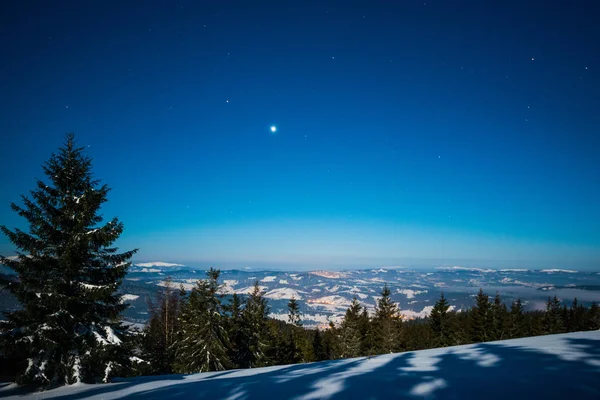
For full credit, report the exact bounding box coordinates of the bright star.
[270,126,277,133]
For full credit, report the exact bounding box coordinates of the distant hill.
[2,265,600,328]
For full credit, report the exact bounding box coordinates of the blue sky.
[1,1,599,270]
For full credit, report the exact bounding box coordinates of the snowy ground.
[2,330,600,399]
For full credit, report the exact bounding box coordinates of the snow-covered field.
[2,330,599,399]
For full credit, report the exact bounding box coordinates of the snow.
[436,266,496,273]
[141,268,161,273]
[397,288,428,299]
[120,294,139,302]
[157,281,196,291]
[3,330,600,399]
[223,280,238,287]
[94,326,122,346]
[309,271,347,279]
[235,285,268,295]
[499,268,530,272]
[540,269,578,274]
[260,276,277,282]
[279,279,289,284]
[80,283,103,290]
[264,288,303,300]
[401,305,456,319]
[134,262,185,268]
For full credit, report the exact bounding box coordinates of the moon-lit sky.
[1,1,599,270]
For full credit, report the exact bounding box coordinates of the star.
[531,57,535,61]
[270,126,277,133]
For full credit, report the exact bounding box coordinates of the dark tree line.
[138,275,600,376]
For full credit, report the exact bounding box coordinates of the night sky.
[1,1,599,270]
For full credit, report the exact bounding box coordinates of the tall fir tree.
[543,296,565,334]
[243,282,271,367]
[287,297,302,327]
[223,293,248,369]
[567,298,587,333]
[357,308,372,356]
[141,278,181,374]
[0,134,137,386]
[490,293,510,340]
[429,293,456,347]
[339,297,363,358]
[173,268,231,373]
[285,297,303,363]
[509,299,527,338]
[588,303,600,330]
[373,285,402,354]
[469,289,492,342]
[312,329,326,361]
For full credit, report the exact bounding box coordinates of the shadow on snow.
[19,336,600,400]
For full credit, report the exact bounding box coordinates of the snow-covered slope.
[2,330,599,399]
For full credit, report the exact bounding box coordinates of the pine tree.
[509,299,526,338]
[173,268,231,373]
[312,329,326,361]
[286,297,303,363]
[288,297,302,327]
[223,293,248,369]
[490,293,510,340]
[322,321,341,360]
[357,308,372,356]
[243,282,271,367]
[543,296,565,334]
[588,302,600,330]
[0,133,137,386]
[339,297,362,358]
[567,298,587,333]
[470,289,492,342]
[429,293,455,347]
[372,285,402,354]
[141,279,181,374]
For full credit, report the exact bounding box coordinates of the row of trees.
[139,270,600,376]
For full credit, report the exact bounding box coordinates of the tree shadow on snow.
[48,336,600,400]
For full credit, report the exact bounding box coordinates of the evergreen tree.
[141,279,181,374]
[339,297,362,358]
[588,303,600,330]
[322,321,341,360]
[288,297,302,327]
[470,289,492,342]
[568,298,587,333]
[223,293,248,369]
[286,297,303,362]
[357,308,372,356]
[0,134,137,386]
[312,329,326,361]
[490,293,510,340]
[372,285,402,354]
[173,268,231,373]
[543,296,565,334]
[509,299,527,338]
[429,293,455,346]
[243,282,271,367]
